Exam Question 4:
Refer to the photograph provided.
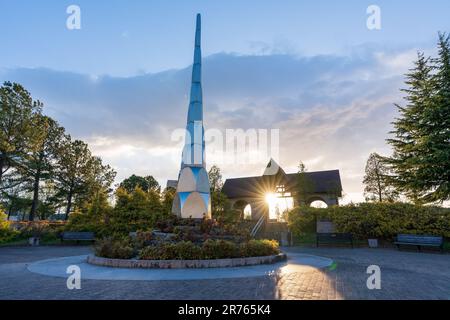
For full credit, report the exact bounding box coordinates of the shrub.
[240,239,280,257]
[66,187,166,238]
[287,202,450,240]
[201,239,239,259]
[286,206,326,235]
[139,243,176,260]
[94,237,135,259]
[137,239,279,260]
[13,221,63,243]
[174,241,203,260]
[106,187,162,235]
[0,210,19,244]
[133,231,153,250]
[139,241,202,260]
[65,211,107,236]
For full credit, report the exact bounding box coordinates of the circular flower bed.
[90,237,286,269]
[87,252,287,269]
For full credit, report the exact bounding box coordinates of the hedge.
[287,202,450,240]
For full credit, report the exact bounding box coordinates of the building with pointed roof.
[222,159,342,221]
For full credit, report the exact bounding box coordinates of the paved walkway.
[0,246,448,300]
[27,254,332,280]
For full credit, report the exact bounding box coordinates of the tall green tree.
[84,156,116,200]
[52,137,92,219]
[422,33,450,202]
[363,153,398,202]
[161,186,176,215]
[19,115,65,221]
[0,82,42,185]
[387,34,450,203]
[208,165,228,216]
[119,174,160,194]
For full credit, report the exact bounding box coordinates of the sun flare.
[265,192,294,220]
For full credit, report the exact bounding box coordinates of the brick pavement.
[0,245,448,300]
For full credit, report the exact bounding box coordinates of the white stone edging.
[87,253,287,269]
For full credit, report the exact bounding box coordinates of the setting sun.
[265,193,277,205]
[265,192,294,220]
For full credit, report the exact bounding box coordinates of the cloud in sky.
[0,47,416,203]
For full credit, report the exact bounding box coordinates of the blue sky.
[1,1,449,203]
[1,0,449,75]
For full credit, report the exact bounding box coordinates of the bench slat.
[61,232,95,241]
[317,233,353,248]
[395,234,443,252]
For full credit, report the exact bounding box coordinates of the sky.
[1,0,449,203]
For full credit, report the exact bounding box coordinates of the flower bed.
[87,252,287,269]
[90,237,285,268]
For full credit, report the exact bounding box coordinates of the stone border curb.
[87,253,287,269]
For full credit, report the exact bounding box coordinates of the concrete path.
[27,253,332,281]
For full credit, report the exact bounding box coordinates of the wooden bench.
[394,234,444,253]
[317,233,353,248]
[61,232,95,244]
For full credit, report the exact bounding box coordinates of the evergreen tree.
[52,137,115,219]
[363,153,398,202]
[208,165,226,215]
[119,174,160,194]
[386,52,435,202]
[421,33,450,202]
[387,34,450,203]
[19,115,65,221]
[161,186,176,215]
[0,82,42,185]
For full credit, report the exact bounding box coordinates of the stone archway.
[306,196,329,208]
[233,200,252,220]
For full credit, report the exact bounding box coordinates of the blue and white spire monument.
[172,14,212,219]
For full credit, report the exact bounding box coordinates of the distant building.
[166,180,178,190]
[222,159,342,221]
[167,159,343,221]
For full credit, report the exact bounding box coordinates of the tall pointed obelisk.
[172,14,211,219]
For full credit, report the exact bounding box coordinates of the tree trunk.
[376,170,383,203]
[0,157,4,184]
[29,166,42,221]
[7,203,13,220]
[65,191,73,220]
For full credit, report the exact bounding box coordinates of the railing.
[250,213,266,238]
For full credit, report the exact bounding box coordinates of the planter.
[87,253,287,269]
[28,237,40,246]
[368,239,378,248]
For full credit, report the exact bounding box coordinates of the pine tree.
[421,33,450,202]
[386,52,435,202]
[18,115,65,221]
[386,34,450,203]
[0,82,42,186]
